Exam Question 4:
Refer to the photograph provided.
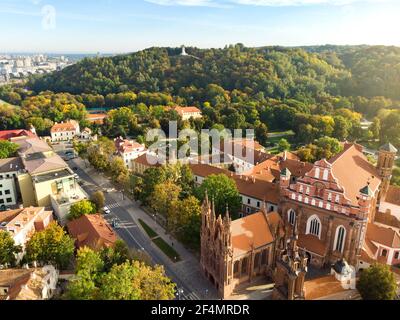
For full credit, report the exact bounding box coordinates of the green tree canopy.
[357,264,398,300]
[195,174,241,219]
[0,230,22,267]
[68,200,97,221]
[24,222,75,269]
[0,141,19,159]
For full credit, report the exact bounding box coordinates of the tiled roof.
[0,269,32,300]
[50,120,79,133]
[67,214,118,250]
[87,113,107,124]
[297,234,328,257]
[23,154,67,175]
[0,157,23,173]
[174,106,202,115]
[366,223,400,248]
[115,137,145,154]
[0,129,36,141]
[133,153,162,167]
[328,143,381,206]
[243,155,312,181]
[231,211,274,258]
[384,185,400,206]
[13,137,52,155]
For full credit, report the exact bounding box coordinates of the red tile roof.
[366,223,400,248]
[231,211,275,257]
[298,234,328,257]
[0,129,36,141]
[67,214,118,250]
[329,144,381,206]
[50,120,79,133]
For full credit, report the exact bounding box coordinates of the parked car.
[103,206,111,215]
[104,188,116,193]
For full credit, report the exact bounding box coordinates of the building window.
[307,215,321,238]
[261,249,269,265]
[334,226,346,253]
[257,201,260,208]
[247,198,251,205]
[314,167,320,179]
[5,190,10,195]
[311,199,316,206]
[323,169,329,180]
[381,249,388,257]
[6,198,12,203]
[0,191,2,196]
[335,194,340,203]
[288,209,296,225]
[0,199,4,204]
[306,186,310,195]
[395,252,399,260]
[328,193,332,201]
[299,185,303,193]
[246,207,251,214]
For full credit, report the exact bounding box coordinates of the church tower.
[376,143,398,201]
[271,219,308,300]
[200,193,234,298]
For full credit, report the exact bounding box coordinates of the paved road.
[66,155,216,300]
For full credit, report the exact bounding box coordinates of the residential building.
[50,120,80,142]
[173,106,202,121]
[9,136,87,213]
[0,265,58,300]
[0,207,53,261]
[131,152,161,175]
[67,214,118,250]
[212,140,271,174]
[115,137,146,169]
[359,223,400,269]
[0,157,23,208]
[79,127,96,141]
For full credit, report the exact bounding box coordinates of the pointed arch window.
[306,215,321,238]
[334,226,346,253]
[288,209,296,226]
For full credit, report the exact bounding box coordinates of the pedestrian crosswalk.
[105,202,119,209]
[182,292,200,300]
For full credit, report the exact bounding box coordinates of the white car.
[103,206,111,215]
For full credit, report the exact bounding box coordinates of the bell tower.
[376,143,397,201]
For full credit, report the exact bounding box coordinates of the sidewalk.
[76,157,219,300]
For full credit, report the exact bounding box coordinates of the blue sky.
[1,0,400,53]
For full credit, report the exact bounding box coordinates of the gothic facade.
[200,193,283,298]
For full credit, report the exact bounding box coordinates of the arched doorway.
[305,252,312,265]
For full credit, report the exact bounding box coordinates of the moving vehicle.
[103,206,111,215]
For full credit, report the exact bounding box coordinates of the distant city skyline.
[1,0,400,53]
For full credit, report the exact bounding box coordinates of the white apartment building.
[0,157,23,208]
[114,137,147,169]
[50,120,80,142]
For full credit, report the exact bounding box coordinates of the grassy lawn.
[138,219,158,238]
[153,237,181,262]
